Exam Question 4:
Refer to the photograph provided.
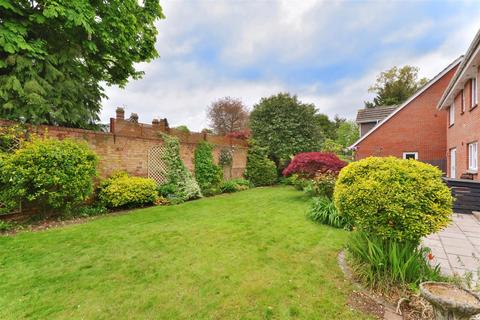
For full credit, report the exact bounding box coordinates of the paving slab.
[422,213,480,278]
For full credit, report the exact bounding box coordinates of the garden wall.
[0,109,248,180]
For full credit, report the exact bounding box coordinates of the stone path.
[423,213,480,279]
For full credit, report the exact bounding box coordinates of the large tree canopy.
[207,97,249,135]
[0,0,164,128]
[365,65,428,108]
[249,93,323,165]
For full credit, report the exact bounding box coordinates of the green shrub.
[290,174,308,190]
[99,172,158,209]
[194,141,222,194]
[347,231,442,288]
[220,178,251,193]
[334,157,453,242]
[303,172,336,199]
[75,205,108,217]
[308,197,351,229]
[244,141,277,187]
[0,137,98,213]
[0,220,16,232]
[160,134,202,200]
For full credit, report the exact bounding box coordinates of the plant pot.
[420,282,480,319]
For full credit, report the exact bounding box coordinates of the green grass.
[0,187,370,319]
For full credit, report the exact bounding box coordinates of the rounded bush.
[334,157,453,242]
[0,137,98,213]
[99,172,158,208]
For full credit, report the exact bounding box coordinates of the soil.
[348,290,385,319]
[425,283,480,306]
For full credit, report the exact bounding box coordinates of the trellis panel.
[148,145,168,185]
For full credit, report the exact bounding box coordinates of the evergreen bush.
[194,141,222,195]
[244,141,277,187]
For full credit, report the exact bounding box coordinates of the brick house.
[356,105,398,137]
[350,57,462,172]
[438,30,480,181]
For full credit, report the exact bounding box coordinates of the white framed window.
[449,104,455,126]
[462,90,465,113]
[403,152,418,160]
[472,77,478,107]
[468,142,478,172]
[450,148,456,178]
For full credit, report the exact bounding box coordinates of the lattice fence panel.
[148,145,168,185]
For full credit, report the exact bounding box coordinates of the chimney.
[116,107,125,120]
[152,118,160,128]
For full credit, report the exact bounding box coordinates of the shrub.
[194,141,222,194]
[75,205,108,218]
[303,172,336,199]
[334,157,453,242]
[347,231,442,288]
[220,178,251,193]
[0,137,98,213]
[308,197,351,229]
[0,220,16,232]
[160,134,202,200]
[99,172,158,209]
[244,141,277,187]
[283,152,346,178]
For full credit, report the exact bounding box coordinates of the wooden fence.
[444,178,480,214]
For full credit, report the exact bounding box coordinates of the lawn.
[0,186,370,319]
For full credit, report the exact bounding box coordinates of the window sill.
[449,124,454,128]
[471,104,478,111]
[466,170,478,175]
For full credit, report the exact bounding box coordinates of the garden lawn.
[0,186,370,320]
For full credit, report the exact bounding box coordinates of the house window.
[449,104,454,126]
[403,152,418,160]
[461,90,465,113]
[472,77,478,108]
[468,142,478,172]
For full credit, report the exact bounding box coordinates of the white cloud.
[101,0,480,131]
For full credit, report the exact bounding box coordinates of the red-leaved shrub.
[226,129,251,140]
[282,152,346,178]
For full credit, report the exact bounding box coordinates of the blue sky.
[101,0,480,131]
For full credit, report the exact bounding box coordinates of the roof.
[350,56,463,149]
[438,29,480,109]
[355,105,398,124]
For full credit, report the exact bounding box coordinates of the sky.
[101,0,480,131]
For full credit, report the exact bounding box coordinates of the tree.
[249,93,323,167]
[335,120,359,149]
[207,97,249,135]
[0,0,164,128]
[315,114,336,140]
[365,66,429,108]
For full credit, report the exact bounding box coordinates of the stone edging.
[337,250,403,320]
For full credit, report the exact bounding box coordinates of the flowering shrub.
[282,152,346,178]
[303,172,337,199]
[334,157,453,242]
[160,134,202,200]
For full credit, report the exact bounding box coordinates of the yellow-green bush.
[0,137,98,214]
[99,172,158,209]
[334,157,452,242]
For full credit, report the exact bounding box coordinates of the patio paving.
[422,213,480,279]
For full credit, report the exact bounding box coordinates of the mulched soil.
[348,290,384,319]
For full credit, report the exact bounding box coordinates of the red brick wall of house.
[446,67,480,180]
[0,117,248,180]
[354,66,458,172]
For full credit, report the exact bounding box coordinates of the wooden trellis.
[148,145,168,185]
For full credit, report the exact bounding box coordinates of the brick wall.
[446,67,480,180]
[354,65,458,173]
[0,112,248,180]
